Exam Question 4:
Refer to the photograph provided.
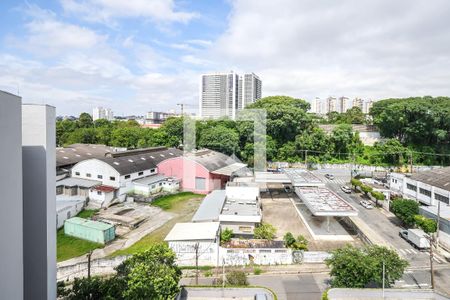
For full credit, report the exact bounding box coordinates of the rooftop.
[192,190,226,222]
[57,144,119,168]
[96,147,182,175]
[56,177,101,188]
[65,217,114,231]
[133,174,167,186]
[284,169,324,187]
[187,149,246,173]
[56,198,85,213]
[409,166,450,192]
[295,187,358,217]
[164,222,220,241]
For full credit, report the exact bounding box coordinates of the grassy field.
[111,192,204,256]
[57,228,102,262]
[56,209,101,262]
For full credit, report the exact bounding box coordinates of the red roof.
[93,185,116,193]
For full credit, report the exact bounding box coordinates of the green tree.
[198,125,239,155]
[326,245,408,288]
[360,184,373,197]
[78,112,93,128]
[117,243,181,300]
[221,228,233,243]
[350,178,362,189]
[414,215,437,233]
[160,117,184,148]
[370,191,385,207]
[390,198,419,227]
[253,223,277,240]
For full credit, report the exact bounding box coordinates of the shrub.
[204,270,213,277]
[293,235,309,251]
[350,178,362,189]
[221,228,233,243]
[226,270,249,286]
[283,232,296,247]
[253,267,263,275]
[254,223,277,240]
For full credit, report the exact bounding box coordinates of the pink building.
[157,149,247,194]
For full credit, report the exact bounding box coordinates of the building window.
[138,171,144,176]
[86,173,91,178]
[419,188,431,197]
[97,191,102,195]
[406,183,417,191]
[97,175,103,179]
[151,169,156,173]
[110,176,116,181]
[75,171,80,176]
[159,182,162,186]
[125,175,131,179]
[435,193,450,204]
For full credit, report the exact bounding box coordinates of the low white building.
[165,222,220,266]
[70,147,182,204]
[56,196,85,229]
[389,168,450,235]
[192,182,262,235]
[133,175,180,196]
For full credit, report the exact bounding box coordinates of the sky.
[1,0,450,116]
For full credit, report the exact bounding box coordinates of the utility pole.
[409,152,413,173]
[382,261,385,299]
[304,150,308,166]
[87,250,93,279]
[222,258,226,289]
[428,234,435,290]
[194,242,199,285]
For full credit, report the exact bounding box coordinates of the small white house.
[56,196,85,229]
[165,222,220,266]
[88,185,117,208]
[133,175,180,196]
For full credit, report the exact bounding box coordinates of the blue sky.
[1,0,450,116]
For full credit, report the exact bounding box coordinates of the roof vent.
[128,159,134,162]
[63,156,69,159]
[113,162,120,165]
[150,156,155,159]
[87,153,92,155]
[160,154,165,157]
[141,157,146,160]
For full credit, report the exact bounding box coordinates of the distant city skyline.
[1,1,450,116]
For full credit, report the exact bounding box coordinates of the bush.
[254,223,277,240]
[226,270,249,286]
[370,191,385,201]
[204,270,213,277]
[253,266,263,275]
[414,215,437,233]
[293,235,309,251]
[283,232,296,247]
[350,178,362,189]
[221,228,233,243]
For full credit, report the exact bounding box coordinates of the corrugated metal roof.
[57,144,116,168]
[96,148,183,175]
[65,217,114,231]
[211,163,247,176]
[56,177,101,188]
[409,166,450,192]
[192,190,226,222]
[164,222,220,241]
[134,174,167,186]
[188,150,244,172]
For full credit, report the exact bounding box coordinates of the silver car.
[360,200,374,209]
[341,185,351,193]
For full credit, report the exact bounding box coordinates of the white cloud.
[60,0,198,25]
[213,0,450,100]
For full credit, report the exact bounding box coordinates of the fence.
[57,255,128,282]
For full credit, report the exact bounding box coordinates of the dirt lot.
[261,184,363,251]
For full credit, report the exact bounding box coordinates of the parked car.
[341,185,351,193]
[325,173,335,180]
[360,200,374,209]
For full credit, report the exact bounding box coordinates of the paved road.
[311,169,444,268]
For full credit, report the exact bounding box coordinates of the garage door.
[195,177,206,190]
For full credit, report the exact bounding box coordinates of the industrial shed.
[64,217,115,244]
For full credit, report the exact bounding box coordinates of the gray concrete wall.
[22,104,56,300]
[0,91,24,299]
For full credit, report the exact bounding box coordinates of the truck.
[399,228,430,250]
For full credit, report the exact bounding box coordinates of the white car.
[360,200,374,209]
[341,185,351,193]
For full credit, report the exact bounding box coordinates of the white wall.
[88,189,115,208]
[168,240,220,266]
[0,91,23,300]
[22,104,56,300]
[57,202,85,229]
[72,159,120,188]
